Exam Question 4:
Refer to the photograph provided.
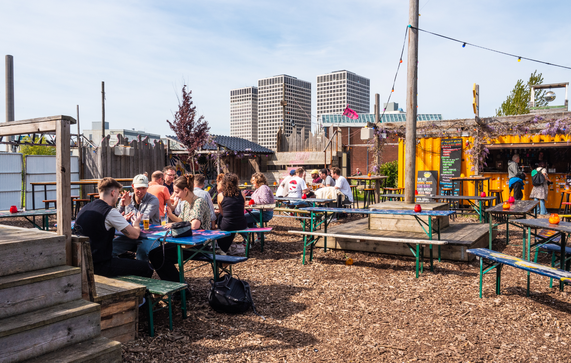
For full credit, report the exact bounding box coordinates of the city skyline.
[1,1,570,138]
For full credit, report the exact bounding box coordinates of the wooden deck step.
[21,336,121,363]
[0,265,81,319]
[0,299,101,363]
[0,225,66,277]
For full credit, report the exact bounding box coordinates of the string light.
[462,43,466,48]
[411,26,571,70]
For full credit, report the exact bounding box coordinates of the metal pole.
[5,55,15,152]
[404,0,419,204]
[374,93,380,170]
[101,81,105,142]
[77,105,83,182]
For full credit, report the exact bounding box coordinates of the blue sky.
[1,0,570,138]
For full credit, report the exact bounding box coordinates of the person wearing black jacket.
[74,178,153,278]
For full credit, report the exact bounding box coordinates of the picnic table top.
[301,206,456,217]
[114,225,230,246]
[467,248,571,282]
[0,209,57,218]
[246,203,276,209]
[511,218,571,233]
[485,200,539,214]
[450,176,490,181]
[346,175,387,180]
[429,195,497,201]
[275,197,336,203]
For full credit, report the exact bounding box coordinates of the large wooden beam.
[56,118,72,265]
[0,115,76,136]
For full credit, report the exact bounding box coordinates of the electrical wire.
[412,26,571,70]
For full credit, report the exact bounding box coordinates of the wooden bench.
[72,236,185,339]
[467,248,571,298]
[534,242,571,288]
[228,227,272,257]
[115,276,187,337]
[188,253,248,280]
[289,230,447,277]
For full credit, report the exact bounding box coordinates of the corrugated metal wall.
[25,155,79,210]
[0,153,23,210]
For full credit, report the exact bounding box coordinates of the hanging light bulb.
[462,43,466,48]
[518,57,521,62]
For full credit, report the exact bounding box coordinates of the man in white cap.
[113,174,161,261]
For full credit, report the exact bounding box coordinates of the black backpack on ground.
[532,168,546,186]
[208,274,263,318]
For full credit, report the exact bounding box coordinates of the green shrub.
[379,160,398,188]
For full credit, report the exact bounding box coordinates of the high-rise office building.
[257,74,311,150]
[230,86,258,143]
[316,70,370,126]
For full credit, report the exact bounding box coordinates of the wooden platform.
[315,218,493,261]
[368,201,451,233]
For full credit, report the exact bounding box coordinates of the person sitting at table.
[216,173,248,254]
[530,161,551,216]
[163,166,177,195]
[194,174,217,229]
[318,168,335,188]
[288,168,310,198]
[332,167,353,206]
[311,169,322,184]
[354,168,363,176]
[113,174,161,262]
[147,170,172,220]
[244,172,275,234]
[508,154,526,201]
[74,177,153,278]
[149,174,211,283]
[277,169,296,197]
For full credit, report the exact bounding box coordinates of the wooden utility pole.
[374,93,380,170]
[101,81,105,142]
[404,0,419,204]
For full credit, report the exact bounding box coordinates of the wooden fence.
[82,134,166,181]
[277,126,342,153]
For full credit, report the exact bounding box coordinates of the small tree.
[496,70,547,116]
[19,136,56,156]
[167,85,210,173]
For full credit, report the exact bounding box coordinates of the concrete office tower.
[316,70,370,126]
[257,74,311,150]
[230,86,258,143]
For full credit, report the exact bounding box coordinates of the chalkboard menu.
[417,170,438,203]
[440,138,462,193]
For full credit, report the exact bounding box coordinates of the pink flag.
[342,105,359,120]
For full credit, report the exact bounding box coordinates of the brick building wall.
[327,126,399,175]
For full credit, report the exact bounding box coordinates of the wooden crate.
[94,275,145,343]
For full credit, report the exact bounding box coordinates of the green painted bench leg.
[415,244,420,278]
[148,294,155,337]
[497,264,503,295]
[479,258,483,298]
[168,295,173,331]
[550,252,556,288]
[177,244,187,319]
[245,233,250,258]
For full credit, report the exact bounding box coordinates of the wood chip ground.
[4,214,571,362]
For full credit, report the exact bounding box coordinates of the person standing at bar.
[508,154,526,200]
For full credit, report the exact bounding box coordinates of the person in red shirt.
[147,170,172,218]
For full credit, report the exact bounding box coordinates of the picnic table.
[30,179,132,210]
[429,195,496,223]
[450,176,490,197]
[346,175,388,202]
[245,203,276,248]
[0,209,56,230]
[297,206,455,276]
[485,200,538,249]
[120,225,230,317]
[512,218,571,291]
[274,197,336,207]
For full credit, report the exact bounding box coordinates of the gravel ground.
[3,214,571,362]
